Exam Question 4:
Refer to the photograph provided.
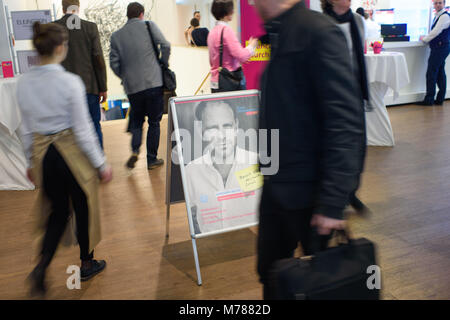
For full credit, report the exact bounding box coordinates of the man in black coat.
[253,0,365,299]
[55,0,108,149]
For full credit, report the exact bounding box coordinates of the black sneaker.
[126,154,138,169]
[80,260,106,281]
[28,266,46,297]
[434,100,444,106]
[148,158,164,170]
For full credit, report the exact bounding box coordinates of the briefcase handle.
[334,229,354,244]
[308,228,354,254]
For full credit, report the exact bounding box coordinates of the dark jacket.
[326,11,368,180]
[191,27,209,47]
[55,14,107,95]
[259,2,364,220]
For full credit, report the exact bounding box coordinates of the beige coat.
[31,129,101,255]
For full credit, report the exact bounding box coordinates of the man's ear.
[139,12,145,20]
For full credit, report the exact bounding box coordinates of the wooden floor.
[1,103,449,300]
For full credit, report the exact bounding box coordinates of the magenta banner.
[239,0,267,90]
[240,1,310,90]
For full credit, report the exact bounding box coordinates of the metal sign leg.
[165,109,173,238]
[165,203,170,238]
[191,238,202,286]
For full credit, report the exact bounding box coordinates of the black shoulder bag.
[217,27,244,92]
[145,21,177,92]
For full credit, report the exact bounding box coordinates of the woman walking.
[18,22,113,296]
[208,0,258,92]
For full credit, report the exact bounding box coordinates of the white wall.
[384,44,431,105]
[170,46,211,96]
[3,0,50,10]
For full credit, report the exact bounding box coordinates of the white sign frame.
[169,89,261,285]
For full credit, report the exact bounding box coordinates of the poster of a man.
[171,91,262,236]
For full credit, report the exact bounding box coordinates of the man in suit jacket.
[253,0,365,299]
[55,0,107,149]
[110,2,171,170]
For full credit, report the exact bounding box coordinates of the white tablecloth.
[0,77,34,190]
[365,51,410,146]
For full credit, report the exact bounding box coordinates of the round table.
[0,77,34,190]
[365,51,410,146]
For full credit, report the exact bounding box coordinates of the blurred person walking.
[208,0,258,92]
[110,2,171,170]
[322,0,371,215]
[18,22,113,296]
[55,0,108,149]
[252,0,364,299]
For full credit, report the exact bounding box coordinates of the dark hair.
[195,100,236,121]
[211,0,234,21]
[356,7,365,17]
[33,22,68,56]
[190,18,200,28]
[320,0,333,15]
[62,0,79,13]
[127,2,145,19]
[194,11,200,17]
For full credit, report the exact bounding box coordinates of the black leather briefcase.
[268,232,380,300]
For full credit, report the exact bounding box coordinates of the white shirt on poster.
[184,146,261,234]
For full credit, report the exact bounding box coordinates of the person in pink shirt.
[208,0,258,92]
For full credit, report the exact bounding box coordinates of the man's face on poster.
[201,102,238,161]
